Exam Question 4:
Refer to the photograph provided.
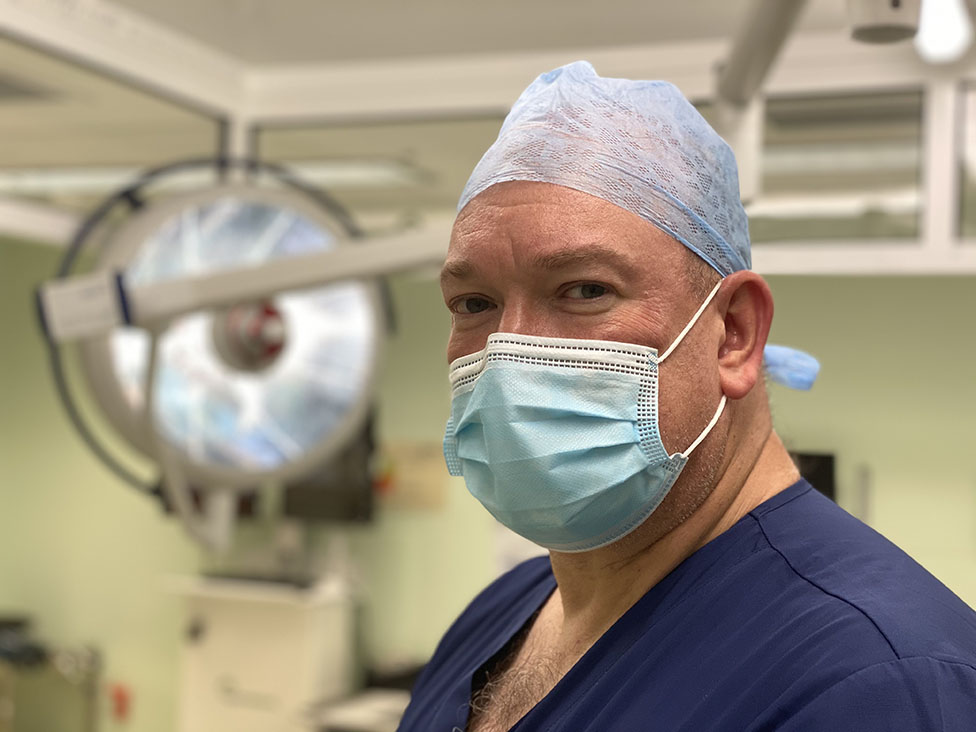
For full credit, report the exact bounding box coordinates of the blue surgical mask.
[442,282,726,553]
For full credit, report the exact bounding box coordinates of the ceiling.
[106,0,849,66]
[0,1,838,216]
[0,39,218,166]
[0,0,946,238]
[259,90,924,219]
[0,36,220,213]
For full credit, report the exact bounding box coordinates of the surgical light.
[80,185,382,483]
[37,159,446,549]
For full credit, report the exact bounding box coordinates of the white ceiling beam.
[0,196,80,246]
[244,40,728,123]
[717,0,808,106]
[766,31,956,94]
[0,0,246,118]
[0,3,957,125]
[753,242,976,274]
[244,31,959,124]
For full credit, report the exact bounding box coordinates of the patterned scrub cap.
[459,60,750,276]
[457,61,819,389]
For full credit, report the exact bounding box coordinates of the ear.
[715,271,774,400]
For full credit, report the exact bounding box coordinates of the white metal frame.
[37,216,454,343]
[0,195,81,245]
[0,0,244,116]
[4,0,976,273]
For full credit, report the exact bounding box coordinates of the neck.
[544,409,799,649]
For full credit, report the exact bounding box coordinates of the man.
[398,62,976,731]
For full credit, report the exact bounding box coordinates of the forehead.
[444,181,688,281]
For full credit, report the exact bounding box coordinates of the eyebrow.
[440,245,637,286]
[530,246,636,273]
[440,258,475,285]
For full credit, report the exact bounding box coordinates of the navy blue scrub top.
[398,480,976,731]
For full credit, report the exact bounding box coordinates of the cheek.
[656,363,690,455]
[446,333,466,364]
[590,308,668,348]
[656,342,720,455]
[445,306,506,361]
[446,327,489,363]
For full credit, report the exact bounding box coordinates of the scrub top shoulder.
[398,480,976,731]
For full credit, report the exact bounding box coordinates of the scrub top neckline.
[441,563,557,729]
[462,478,812,732]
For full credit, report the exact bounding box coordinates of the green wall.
[2,236,974,730]
[765,274,976,602]
[1,239,201,732]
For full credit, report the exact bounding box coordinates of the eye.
[450,295,496,315]
[563,283,610,300]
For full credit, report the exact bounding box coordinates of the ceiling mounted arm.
[716,0,809,108]
[713,0,808,204]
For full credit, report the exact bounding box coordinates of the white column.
[920,76,963,252]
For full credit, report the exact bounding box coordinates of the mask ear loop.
[681,394,727,458]
[655,279,726,459]
[657,280,723,364]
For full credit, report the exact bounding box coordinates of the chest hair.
[466,615,578,732]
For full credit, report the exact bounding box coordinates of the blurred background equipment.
[0,617,101,732]
[170,575,357,732]
[789,453,837,501]
[36,159,446,551]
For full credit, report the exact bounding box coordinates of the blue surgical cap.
[458,60,819,390]
[459,60,750,277]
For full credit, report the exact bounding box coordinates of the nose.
[495,297,558,338]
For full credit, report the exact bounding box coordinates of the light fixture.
[79,184,383,486]
[848,0,922,42]
[915,0,974,63]
[36,156,401,550]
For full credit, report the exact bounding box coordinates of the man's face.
[440,180,725,460]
